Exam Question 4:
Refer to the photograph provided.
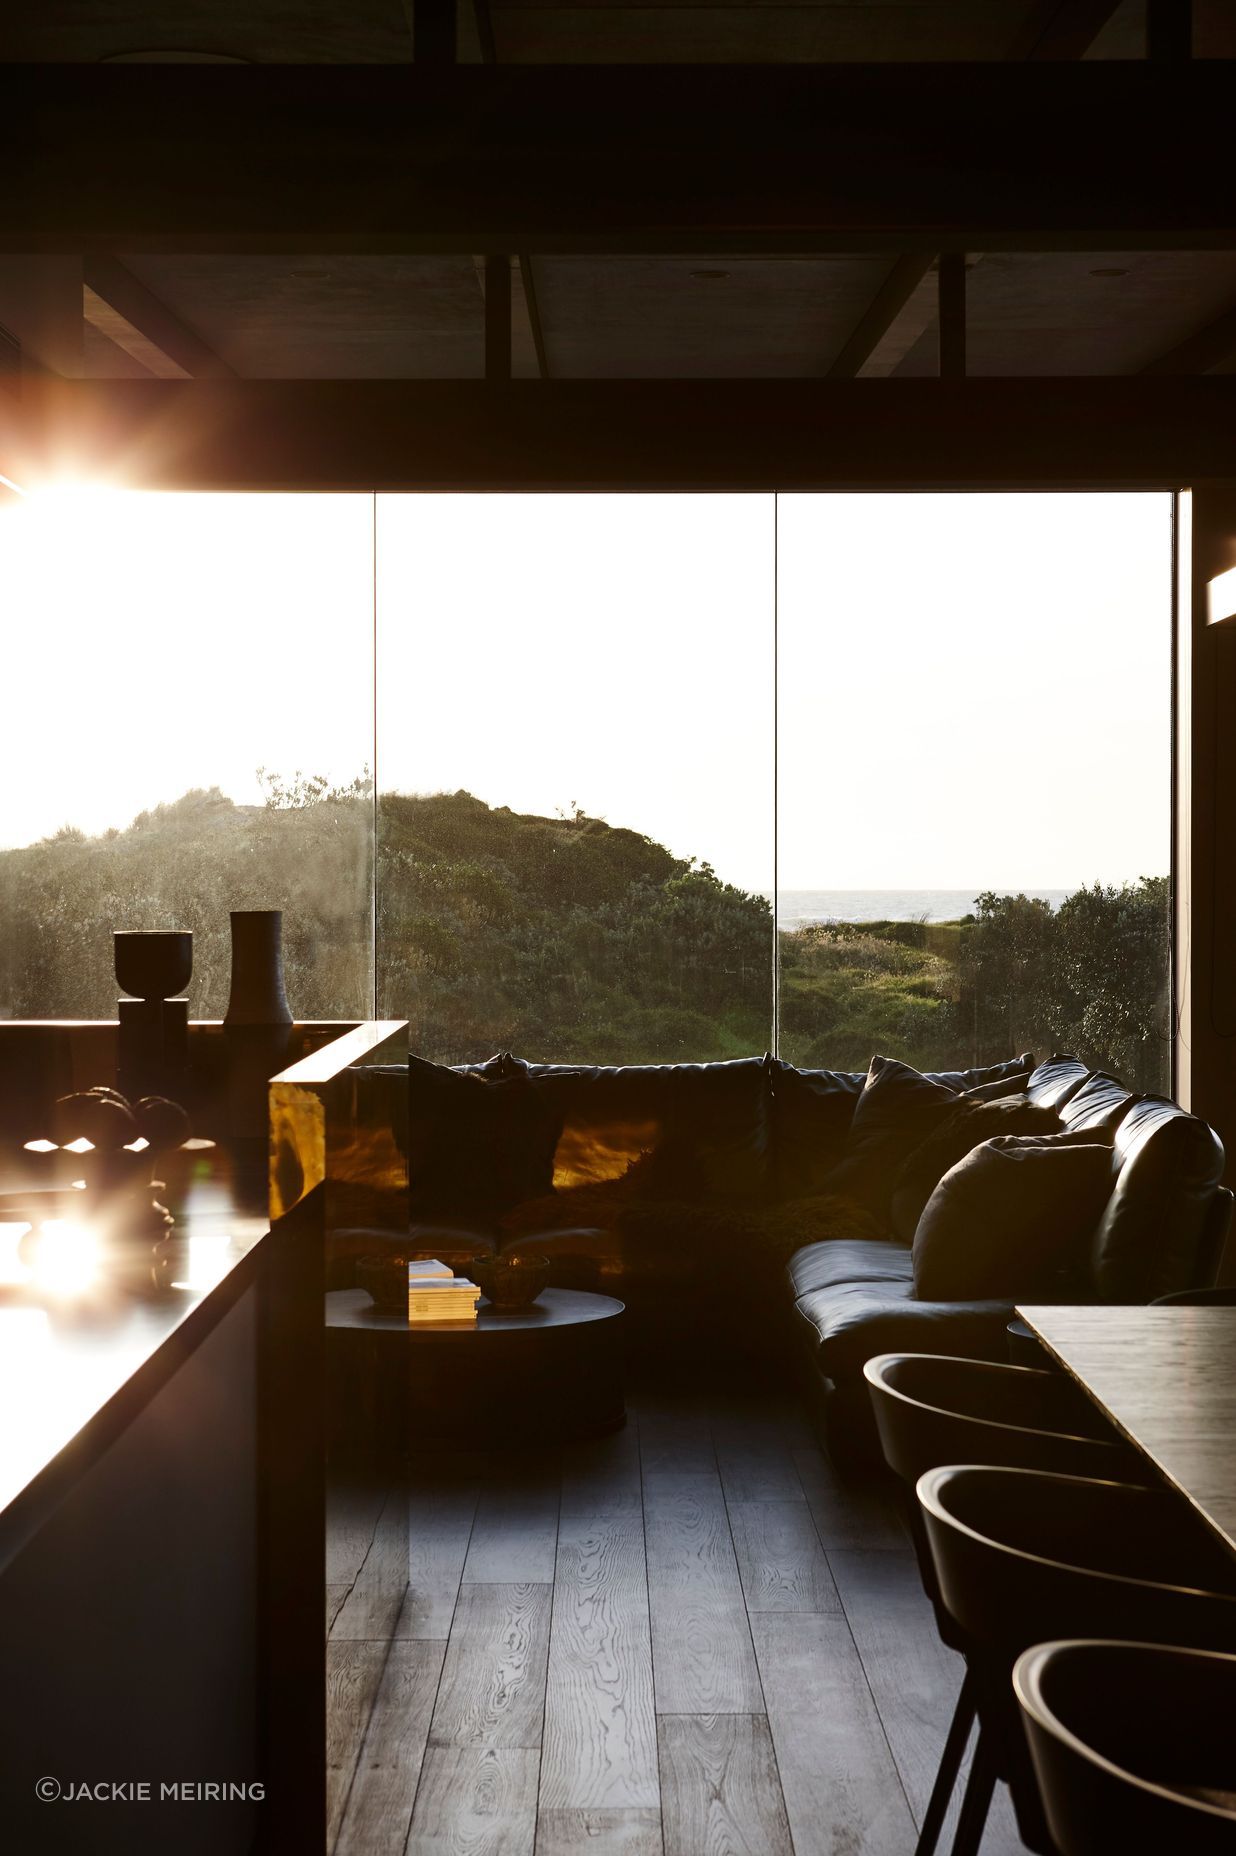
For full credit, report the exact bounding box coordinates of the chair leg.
[950,1723,998,1856]
[914,1668,977,1856]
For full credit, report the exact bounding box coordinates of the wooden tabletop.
[1018,1304,1236,1556]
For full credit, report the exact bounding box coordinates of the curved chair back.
[918,1465,1236,1656]
[1014,1639,1236,1855]
[864,1353,1140,1488]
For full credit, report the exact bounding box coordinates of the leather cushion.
[1026,1053,1091,1109]
[1091,1096,1226,1301]
[824,1055,959,1221]
[889,1094,1063,1242]
[793,1274,1014,1381]
[1060,1071,1136,1134]
[912,1131,1115,1299]
[787,1236,915,1302]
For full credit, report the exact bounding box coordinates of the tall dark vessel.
[224,910,293,1027]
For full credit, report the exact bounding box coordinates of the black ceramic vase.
[223,910,293,1027]
[223,911,293,1150]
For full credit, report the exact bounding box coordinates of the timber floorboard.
[329,1369,1029,1854]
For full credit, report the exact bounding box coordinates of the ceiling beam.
[1143,300,1236,376]
[828,256,933,379]
[82,257,235,379]
[1011,1,1124,60]
[4,377,1234,493]
[937,253,967,377]
[6,64,1235,256]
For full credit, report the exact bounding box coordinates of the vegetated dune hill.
[0,783,1169,1089]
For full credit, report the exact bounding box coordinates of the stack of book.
[407,1258,482,1324]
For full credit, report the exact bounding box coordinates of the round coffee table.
[325,1287,626,1449]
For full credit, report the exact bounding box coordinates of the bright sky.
[0,488,1170,894]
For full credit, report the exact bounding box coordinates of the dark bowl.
[357,1254,411,1314]
[114,929,193,1001]
[473,1251,550,1310]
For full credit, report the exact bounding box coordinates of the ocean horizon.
[773,887,1072,927]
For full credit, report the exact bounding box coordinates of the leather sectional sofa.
[352,1047,1231,1469]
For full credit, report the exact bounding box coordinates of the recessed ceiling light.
[1089,267,1129,277]
[689,269,730,282]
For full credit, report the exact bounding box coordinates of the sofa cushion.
[963,1069,1033,1102]
[1090,1096,1226,1301]
[787,1236,915,1302]
[793,1271,1013,1381]
[927,1054,1036,1094]
[824,1055,959,1220]
[1060,1071,1136,1134]
[1025,1053,1091,1109]
[889,1094,1064,1243]
[406,1053,564,1215]
[912,1131,1115,1300]
[768,1059,865,1199]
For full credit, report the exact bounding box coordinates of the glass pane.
[375,492,775,1063]
[776,492,1172,1091]
[0,489,375,1019]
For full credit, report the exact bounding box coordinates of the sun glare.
[28,1220,102,1297]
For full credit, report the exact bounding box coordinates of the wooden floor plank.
[326,1639,388,1853]
[428,1582,552,1750]
[327,1583,352,1638]
[396,1478,479,1640]
[828,1548,1025,1855]
[792,1447,908,1552]
[560,1421,643,1518]
[635,1392,716,1478]
[327,1479,388,1584]
[463,1465,560,1584]
[657,1713,793,1856]
[540,1512,659,1811]
[405,1745,539,1856]
[750,1611,918,1856]
[536,1806,663,1856]
[727,1501,841,1614]
[711,1400,806,1504]
[643,1473,763,1715]
[334,1487,409,1642]
[335,1639,445,1856]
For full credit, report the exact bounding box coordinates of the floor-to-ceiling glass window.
[374,493,776,1063]
[0,487,1172,1085]
[776,492,1173,1090]
[0,489,375,1020]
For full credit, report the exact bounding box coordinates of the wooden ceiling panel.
[491,4,1026,63]
[892,252,1236,377]
[534,255,891,376]
[0,2,412,62]
[119,256,487,377]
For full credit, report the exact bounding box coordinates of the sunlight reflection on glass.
[30,1220,101,1296]
[0,1221,32,1286]
[170,1232,234,1294]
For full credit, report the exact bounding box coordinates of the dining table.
[1018,1303,1236,1556]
